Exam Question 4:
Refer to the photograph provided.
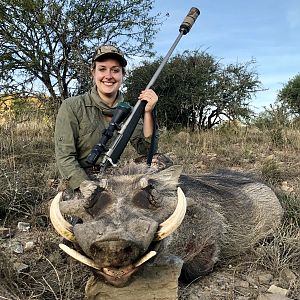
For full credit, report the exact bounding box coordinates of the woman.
[55,45,158,197]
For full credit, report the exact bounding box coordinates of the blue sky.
[151,0,300,112]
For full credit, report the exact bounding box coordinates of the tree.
[253,102,292,130]
[125,50,262,129]
[0,0,161,108]
[278,73,300,114]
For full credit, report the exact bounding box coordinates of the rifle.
[86,7,200,171]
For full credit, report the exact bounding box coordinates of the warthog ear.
[148,165,183,189]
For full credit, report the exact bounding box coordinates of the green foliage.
[0,0,161,105]
[253,103,292,130]
[253,105,300,153]
[278,73,300,114]
[125,50,261,129]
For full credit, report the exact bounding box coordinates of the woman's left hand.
[138,89,158,113]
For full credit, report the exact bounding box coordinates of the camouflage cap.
[92,45,127,67]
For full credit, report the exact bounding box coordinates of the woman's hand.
[138,89,158,113]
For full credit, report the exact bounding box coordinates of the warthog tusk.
[59,243,101,270]
[133,250,157,267]
[101,251,157,277]
[49,192,76,242]
[155,187,187,241]
[59,243,157,275]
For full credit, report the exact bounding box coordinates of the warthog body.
[51,157,283,286]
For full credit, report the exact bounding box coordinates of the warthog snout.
[90,239,141,267]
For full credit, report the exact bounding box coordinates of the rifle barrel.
[101,7,200,170]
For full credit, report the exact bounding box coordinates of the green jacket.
[55,86,151,190]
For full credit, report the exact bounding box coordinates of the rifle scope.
[86,102,132,165]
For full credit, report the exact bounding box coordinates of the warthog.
[50,156,283,287]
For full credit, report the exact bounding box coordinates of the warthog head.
[50,163,186,286]
[50,156,284,287]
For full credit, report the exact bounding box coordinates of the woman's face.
[92,58,124,102]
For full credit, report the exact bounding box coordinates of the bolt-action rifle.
[86,7,200,172]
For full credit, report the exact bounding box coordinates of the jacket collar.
[89,85,124,116]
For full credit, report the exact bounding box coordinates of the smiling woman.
[54,45,159,196]
[92,59,124,106]
[91,45,126,106]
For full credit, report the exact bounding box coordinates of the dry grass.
[1,112,300,299]
[254,222,300,273]
[0,112,58,224]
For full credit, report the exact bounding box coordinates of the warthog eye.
[132,185,161,209]
[85,190,112,217]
